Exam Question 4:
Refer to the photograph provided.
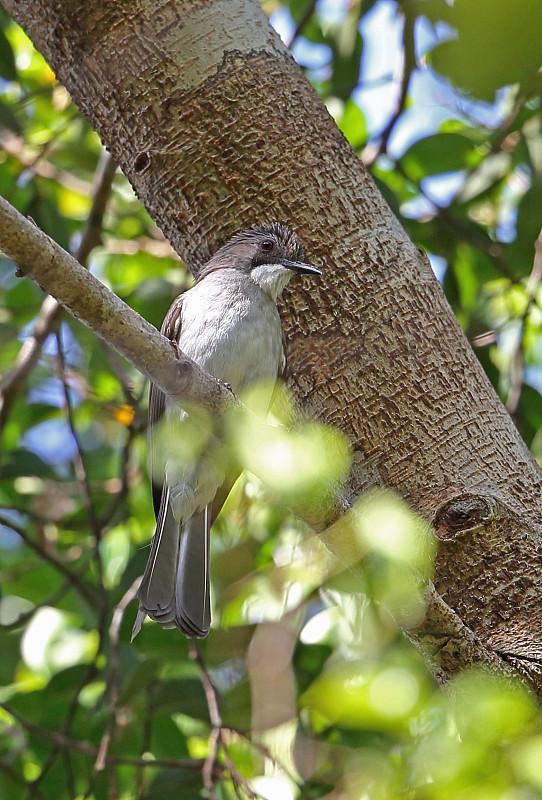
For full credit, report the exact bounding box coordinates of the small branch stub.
[433,495,497,540]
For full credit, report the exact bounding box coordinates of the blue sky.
[270,0,508,161]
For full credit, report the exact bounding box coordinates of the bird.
[132,222,322,640]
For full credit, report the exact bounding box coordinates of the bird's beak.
[281,259,322,276]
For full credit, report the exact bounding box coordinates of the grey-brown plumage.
[132,223,321,639]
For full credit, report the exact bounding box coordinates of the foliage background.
[1,0,542,798]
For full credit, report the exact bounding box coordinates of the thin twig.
[286,0,317,49]
[190,643,222,799]
[93,578,142,773]
[0,512,100,608]
[0,151,117,442]
[1,700,216,772]
[190,644,261,800]
[367,9,416,164]
[56,331,100,539]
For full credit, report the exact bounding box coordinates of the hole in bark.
[134,151,150,172]
[178,360,192,379]
[433,494,496,539]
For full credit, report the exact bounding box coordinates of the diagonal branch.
[366,8,416,165]
[0,193,234,417]
[0,512,101,609]
[0,700,221,774]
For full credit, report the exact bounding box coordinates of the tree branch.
[0,512,100,609]
[0,700,218,773]
[0,193,233,416]
[366,8,416,164]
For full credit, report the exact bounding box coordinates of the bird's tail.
[132,490,211,639]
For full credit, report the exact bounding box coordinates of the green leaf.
[294,642,332,693]
[26,195,71,251]
[150,713,190,759]
[47,663,91,694]
[519,385,542,447]
[330,15,363,100]
[120,657,161,703]
[1,448,59,481]
[429,0,542,101]
[401,133,482,181]
[0,26,17,82]
[337,99,366,149]
[0,630,22,684]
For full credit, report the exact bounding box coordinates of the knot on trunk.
[134,151,150,172]
[433,494,497,540]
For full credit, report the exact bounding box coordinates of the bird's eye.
[260,240,274,251]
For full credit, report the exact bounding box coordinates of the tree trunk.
[3,0,542,690]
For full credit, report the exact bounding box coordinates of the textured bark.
[3,0,542,689]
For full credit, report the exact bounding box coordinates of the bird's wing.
[149,296,184,518]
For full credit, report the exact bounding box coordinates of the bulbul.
[132,222,321,639]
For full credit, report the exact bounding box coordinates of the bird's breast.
[178,279,283,402]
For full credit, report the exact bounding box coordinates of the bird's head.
[198,222,322,299]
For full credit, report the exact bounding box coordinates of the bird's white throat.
[250,263,294,300]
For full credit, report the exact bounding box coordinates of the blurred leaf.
[293,642,332,693]
[220,675,252,730]
[142,769,202,800]
[337,99,366,149]
[1,447,59,480]
[429,0,542,100]
[0,25,17,82]
[0,770,25,800]
[150,713,190,758]
[148,679,209,722]
[402,133,482,182]
[0,630,22,684]
[520,385,542,446]
[120,657,161,703]
[302,658,425,732]
[330,10,364,100]
[26,195,71,251]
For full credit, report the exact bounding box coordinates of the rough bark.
[2,0,542,690]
